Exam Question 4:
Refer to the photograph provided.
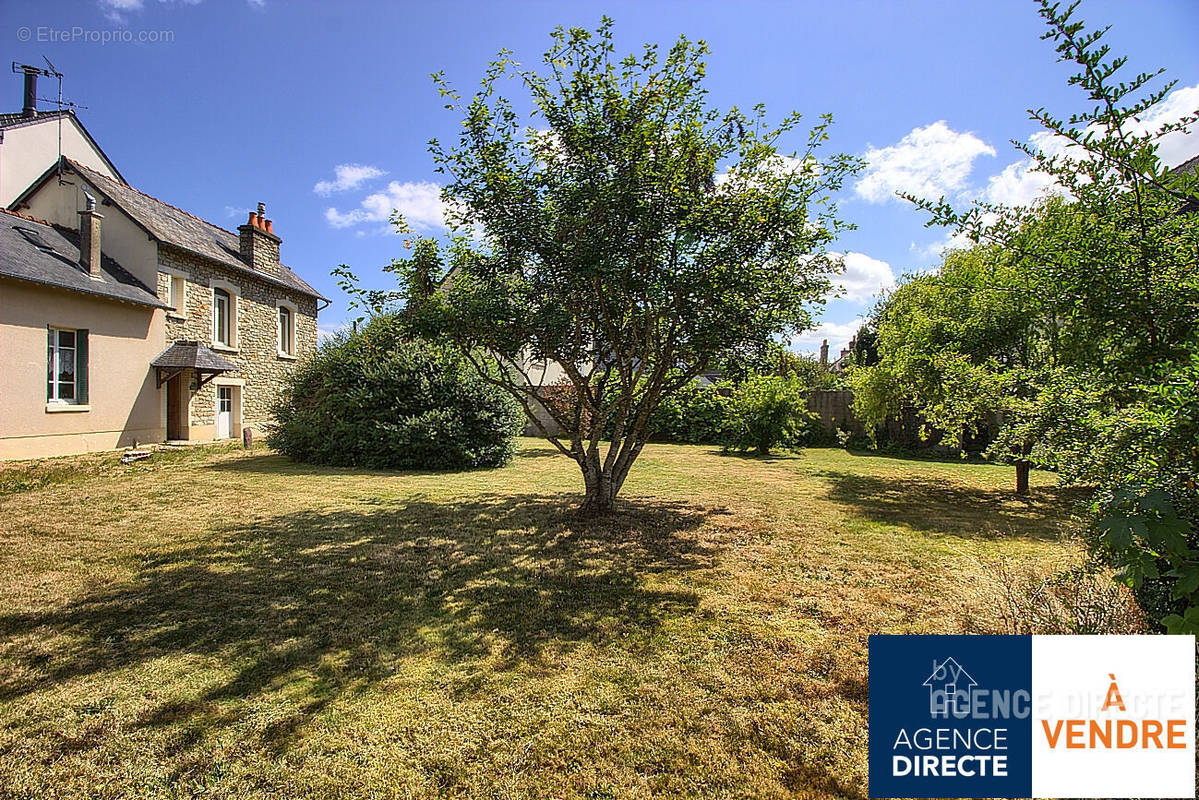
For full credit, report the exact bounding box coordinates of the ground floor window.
[47,327,88,404]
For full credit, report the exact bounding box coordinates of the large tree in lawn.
[374,20,858,514]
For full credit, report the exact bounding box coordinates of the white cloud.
[911,234,956,262]
[313,164,387,196]
[714,154,819,191]
[980,83,1199,207]
[911,210,1000,263]
[981,159,1056,207]
[100,0,247,20]
[831,251,896,302]
[317,323,346,343]
[224,204,251,219]
[1131,83,1199,168]
[791,317,866,358]
[856,121,996,204]
[325,180,448,231]
[98,0,142,20]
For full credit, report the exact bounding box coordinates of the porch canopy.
[151,340,238,389]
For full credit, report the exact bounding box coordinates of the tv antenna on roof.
[10,58,88,185]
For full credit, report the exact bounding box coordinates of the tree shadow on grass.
[703,449,804,464]
[0,493,719,757]
[206,453,517,478]
[818,471,1087,540]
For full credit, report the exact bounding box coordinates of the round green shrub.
[722,375,816,455]
[268,316,523,470]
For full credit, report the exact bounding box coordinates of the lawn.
[0,439,1080,799]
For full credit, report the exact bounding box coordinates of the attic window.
[14,225,56,254]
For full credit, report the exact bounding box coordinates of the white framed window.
[210,280,239,350]
[276,300,296,357]
[167,274,186,316]
[214,288,231,346]
[47,327,89,405]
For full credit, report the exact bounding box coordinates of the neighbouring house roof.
[1172,153,1199,177]
[0,110,127,184]
[0,208,167,308]
[150,340,240,372]
[0,109,71,128]
[12,158,326,302]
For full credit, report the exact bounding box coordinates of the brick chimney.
[819,339,829,366]
[79,191,102,279]
[21,65,38,119]
[238,201,281,276]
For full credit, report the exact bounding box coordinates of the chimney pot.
[239,201,281,276]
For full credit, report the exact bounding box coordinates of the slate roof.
[1172,154,1199,177]
[0,209,167,308]
[0,109,71,129]
[22,159,325,301]
[150,340,239,372]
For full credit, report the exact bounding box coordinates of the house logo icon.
[923,657,978,717]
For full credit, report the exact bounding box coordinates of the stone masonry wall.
[156,243,317,432]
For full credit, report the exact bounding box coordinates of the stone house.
[1,91,324,458]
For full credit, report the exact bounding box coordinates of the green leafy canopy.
[338,18,860,512]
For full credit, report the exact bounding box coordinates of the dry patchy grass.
[0,440,1080,798]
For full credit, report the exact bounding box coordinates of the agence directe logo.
[868,635,1196,799]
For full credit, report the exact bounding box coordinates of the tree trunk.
[577,442,638,516]
[580,474,617,515]
[579,455,617,515]
[1015,461,1031,496]
[1015,440,1033,496]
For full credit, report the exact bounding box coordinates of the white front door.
[217,387,233,439]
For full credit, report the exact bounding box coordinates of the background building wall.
[20,172,160,290]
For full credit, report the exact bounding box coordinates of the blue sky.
[4,0,1198,353]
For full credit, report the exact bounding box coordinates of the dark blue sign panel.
[868,635,1033,798]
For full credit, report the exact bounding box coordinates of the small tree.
[723,375,814,455]
[346,20,859,513]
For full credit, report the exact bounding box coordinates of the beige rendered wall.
[0,279,165,459]
[20,177,159,290]
[0,116,120,207]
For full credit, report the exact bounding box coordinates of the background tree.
[886,0,1199,627]
[849,246,1044,492]
[352,20,859,513]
